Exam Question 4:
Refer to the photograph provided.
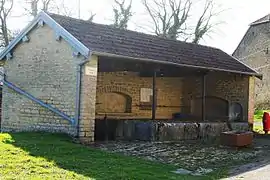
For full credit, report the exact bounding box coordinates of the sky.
[7,0,270,54]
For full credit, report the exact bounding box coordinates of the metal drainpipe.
[75,59,89,138]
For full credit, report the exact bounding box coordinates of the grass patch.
[253,109,270,133]
[253,124,264,134]
[0,132,226,180]
[254,109,270,122]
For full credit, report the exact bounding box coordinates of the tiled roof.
[50,13,259,76]
[250,14,270,26]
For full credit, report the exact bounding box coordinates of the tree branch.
[0,0,14,47]
[113,0,133,29]
[143,0,223,43]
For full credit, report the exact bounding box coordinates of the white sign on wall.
[140,88,153,102]
[85,66,97,76]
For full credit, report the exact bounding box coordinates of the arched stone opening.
[191,96,229,121]
[96,91,132,113]
[229,102,243,122]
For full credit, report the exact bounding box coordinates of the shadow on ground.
[5,132,211,180]
[6,132,270,180]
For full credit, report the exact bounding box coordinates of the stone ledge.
[111,120,250,141]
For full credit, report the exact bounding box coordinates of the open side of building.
[0,11,261,142]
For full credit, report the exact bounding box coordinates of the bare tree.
[112,0,133,29]
[24,0,53,17]
[0,0,13,47]
[25,0,61,18]
[87,11,96,22]
[24,0,81,18]
[41,0,52,12]
[30,0,38,17]
[192,0,215,44]
[142,0,222,44]
[9,28,20,39]
[53,0,73,17]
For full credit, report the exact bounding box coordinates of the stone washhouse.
[0,12,262,143]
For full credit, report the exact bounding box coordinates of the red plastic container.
[263,112,270,134]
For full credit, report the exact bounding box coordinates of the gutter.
[93,51,263,79]
[75,59,89,138]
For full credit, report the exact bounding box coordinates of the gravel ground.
[91,138,269,174]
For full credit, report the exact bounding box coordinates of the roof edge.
[249,20,270,26]
[233,16,270,56]
[93,51,262,79]
[0,11,90,60]
[228,53,262,79]
[232,27,251,56]
[249,14,270,26]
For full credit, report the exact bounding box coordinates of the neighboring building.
[233,14,270,109]
[0,12,260,143]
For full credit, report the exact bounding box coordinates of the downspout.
[75,59,89,138]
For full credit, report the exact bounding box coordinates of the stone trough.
[95,119,250,141]
[220,131,253,147]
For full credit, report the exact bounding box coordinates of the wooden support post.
[152,71,157,120]
[104,115,108,142]
[202,73,206,121]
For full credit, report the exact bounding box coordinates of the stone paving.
[222,137,270,179]
[92,138,269,176]
[222,160,270,180]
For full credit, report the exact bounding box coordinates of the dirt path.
[222,137,270,180]
[222,159,270,180]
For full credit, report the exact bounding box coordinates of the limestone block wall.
[248,76,255,124]
[207,72,249,120]
[233,22,269,108]
[1,24,82,135]
[96,72,183,119]
[79,56,98,142]
[184,72,249,120]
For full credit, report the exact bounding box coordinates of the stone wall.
[96,72,183,119]
[182,72,249,120]
[207,72,249,121]
[1,24,83,135]
[248,76,255,124]
[96,70,250,121]
[79,56,98,143]
[233,23,269,108]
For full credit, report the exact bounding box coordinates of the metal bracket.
[6,52,12,60]
[38,19,44,27]
[55,32,61,41]
[22,36,29,42]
